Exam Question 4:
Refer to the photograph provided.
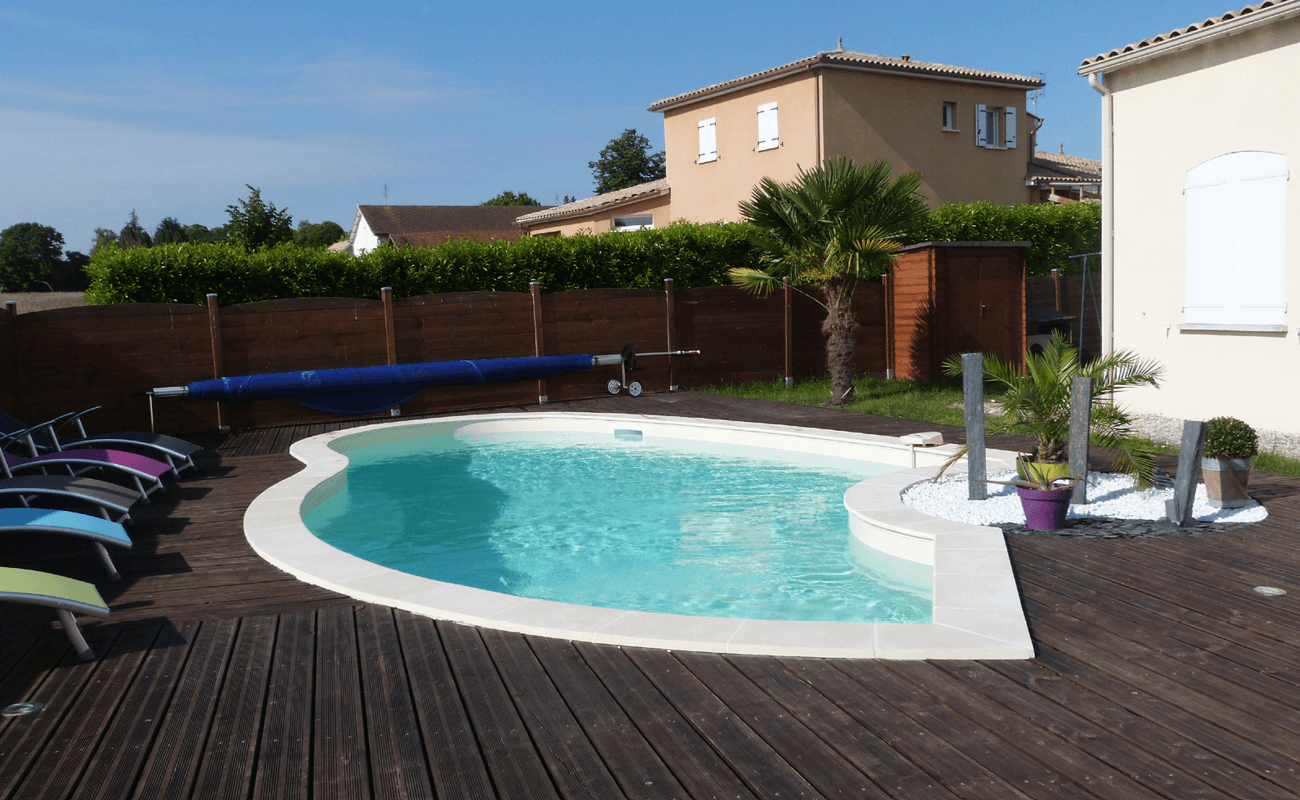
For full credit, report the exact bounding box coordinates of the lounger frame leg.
[56,609,94,661]
[93,543,121,582]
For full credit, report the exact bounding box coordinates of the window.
[757,102,779,151]
[975,104,1016,149]
[1182,151,1288,329]
[942,102,956,131]
[613,215,654,231]
[698,118,717,163]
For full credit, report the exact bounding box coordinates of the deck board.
[0,391,1299,799]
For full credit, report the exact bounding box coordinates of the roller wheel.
[606,379,623,395]
[628,381,643,398]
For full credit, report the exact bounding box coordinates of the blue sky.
[1,1,1237,253]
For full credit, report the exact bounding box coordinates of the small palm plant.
[942,330,1164,488]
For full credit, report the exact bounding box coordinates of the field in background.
[0,292,88,313]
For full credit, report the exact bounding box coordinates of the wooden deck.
[2,392,1300,799]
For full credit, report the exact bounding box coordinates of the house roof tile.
[1080,1,1300,69]
[515,179,670,226]
[649,50,1043,112]
[358,205,547,236]
[1027,151,1102,183]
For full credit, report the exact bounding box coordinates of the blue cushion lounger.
[0,567,109,661]
[0,508,132,581]
[0,431,172,503]
[0,407,202,476]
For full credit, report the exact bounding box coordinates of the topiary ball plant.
[1203,416,1259,460]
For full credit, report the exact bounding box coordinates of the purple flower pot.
[1016,486,1073,531]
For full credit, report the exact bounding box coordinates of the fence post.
[530,281,548,404]
[206,293,226,431]
[664,278,677,392]
[381,287,400,416]
[882,274,894,379]
[4,301,20,418]
[783,279,793,387]
[1051,268,1063,313]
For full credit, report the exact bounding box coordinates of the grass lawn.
[0,292,89,313]
[698,375,1300,478]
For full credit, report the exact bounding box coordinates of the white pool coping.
[243,412,1032,660]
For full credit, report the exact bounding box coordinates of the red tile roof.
[1080,1,1300,69]
[650,50,1042,112]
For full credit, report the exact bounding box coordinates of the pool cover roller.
[148,350,694,415]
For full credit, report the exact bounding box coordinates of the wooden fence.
[0,245,1096,436]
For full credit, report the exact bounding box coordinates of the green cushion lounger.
[0,508,132,581]
[0,567,109,661]
[0,407,202,476]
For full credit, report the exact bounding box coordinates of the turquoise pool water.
[304,429,931,623]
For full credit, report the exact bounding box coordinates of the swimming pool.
[303,427,929,623]
[244,412,1033,659]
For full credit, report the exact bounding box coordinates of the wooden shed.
[885,241,1027,380]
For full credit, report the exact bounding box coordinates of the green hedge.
[85,203,1102,304]
[905,201,1100,276]
[84,222,759,305]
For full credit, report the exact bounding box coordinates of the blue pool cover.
[184,354,597,414]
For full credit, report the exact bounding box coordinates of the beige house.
[1079,0,1300,434]
[521,48,1044,236]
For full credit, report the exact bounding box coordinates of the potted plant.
[942,329,1164,489]
[987,472,1088,531]
[1202,416,1257,508]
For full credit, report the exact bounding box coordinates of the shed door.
[949,254,1022,370]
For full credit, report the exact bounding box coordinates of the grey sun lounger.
[1,407,202,476]
[0,566,109,661]
[0,474,140,524]
[0,508,132,581]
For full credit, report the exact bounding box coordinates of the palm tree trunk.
[823,280,857,405]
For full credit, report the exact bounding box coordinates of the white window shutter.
[975,104,987,147]
[1003,106,1017,149]
[757,102,779,151]
[698,118,717,163]
[1184,151,1288,325]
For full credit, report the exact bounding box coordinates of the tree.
[119,210,153,248]
[293,220,346,248]
[730,157,928,406]
[588,129,665,194]
[89,228,118,257]
[225,185,292,250]
[481,191,541,206]
[0,223,65,291]
[183,223,226,243]
[153,217,187,245]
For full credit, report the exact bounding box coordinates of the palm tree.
[731,157,928,405]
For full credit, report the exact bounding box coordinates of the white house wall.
[1104,22,1300,435]
[352,212,381,255]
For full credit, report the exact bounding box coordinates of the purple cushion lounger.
[1,447,171,503]
[0,508,132,581]
[0,567,109,661]
[0,407,202,476]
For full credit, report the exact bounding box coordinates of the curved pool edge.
[243,412,1034,660]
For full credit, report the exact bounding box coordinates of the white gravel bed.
[901,470,1268,526]
[1130,412,1300,460]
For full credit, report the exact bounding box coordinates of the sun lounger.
[0,441,172,503]
[0,474,140,524]
[0,407,202,475]
[0,567,109,660]
[0,508,132,581]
